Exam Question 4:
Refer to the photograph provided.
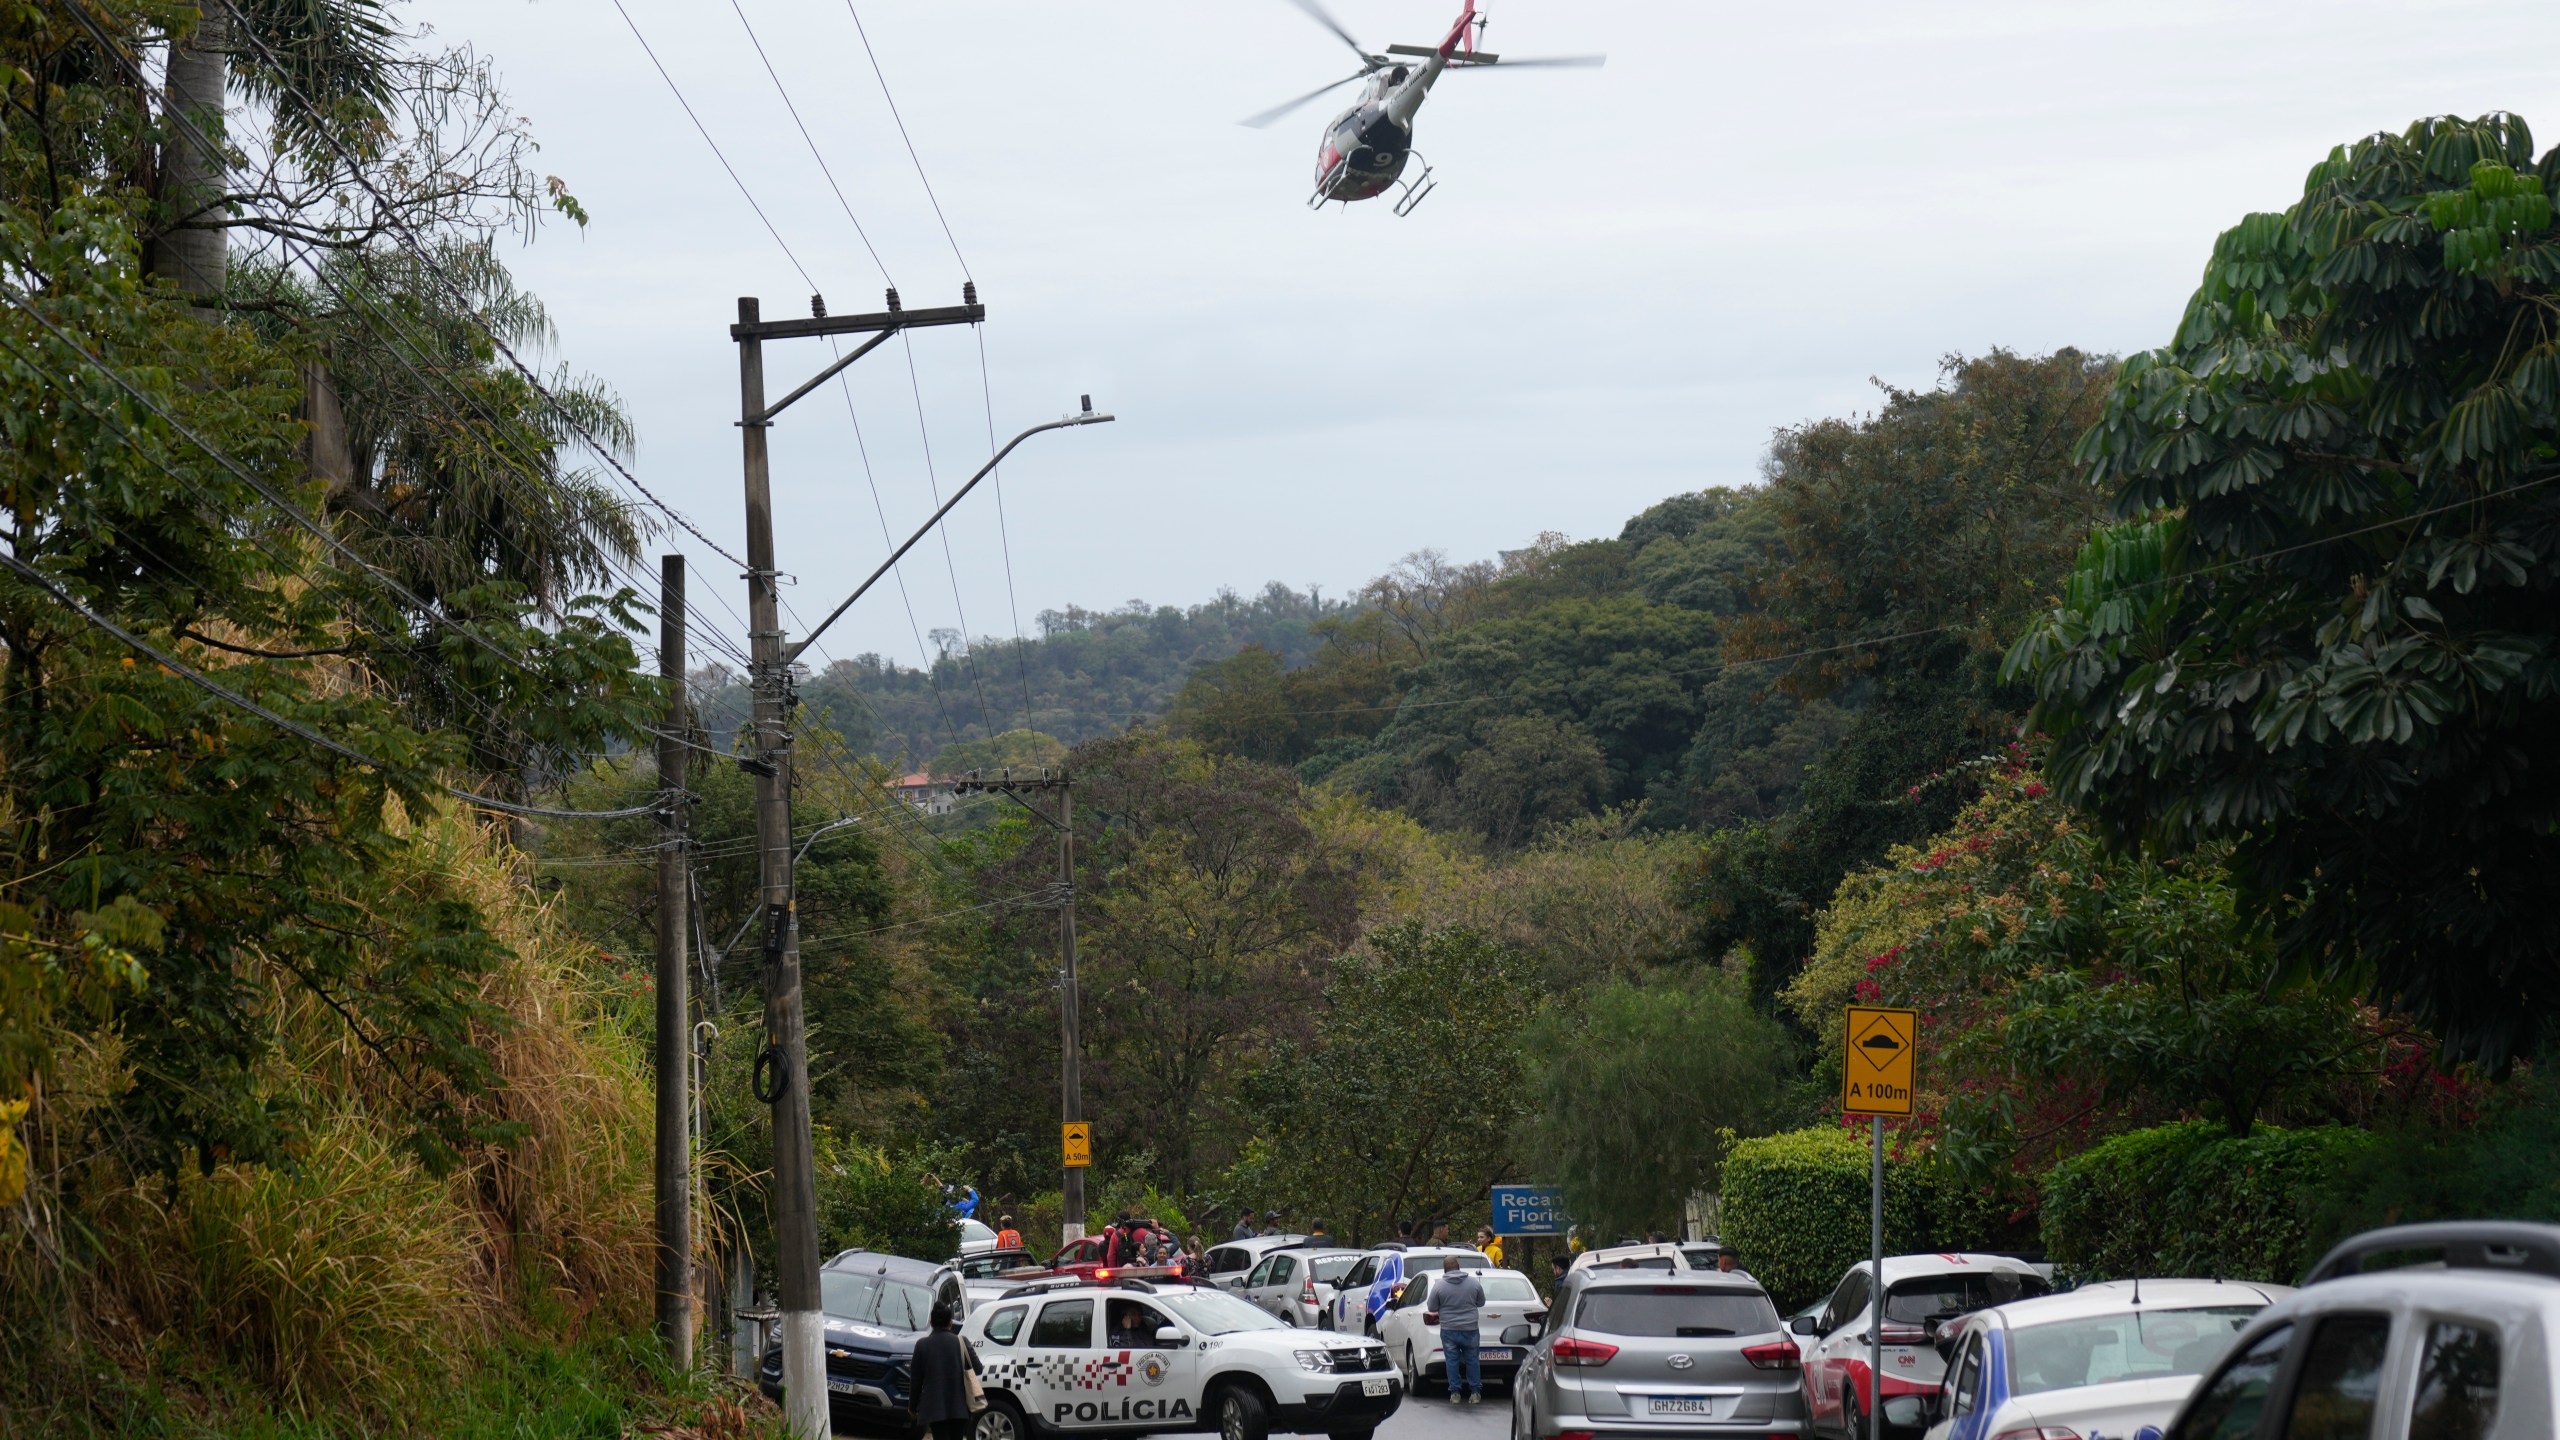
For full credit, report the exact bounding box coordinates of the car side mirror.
[1881,1396,1928,1429]
[1500,1323,1536,1346]
[1155,1326,1187,1347]
[1789,1316,1822,1336]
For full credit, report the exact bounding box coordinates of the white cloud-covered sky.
[436,0,2555,670]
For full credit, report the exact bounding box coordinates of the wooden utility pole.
[734,296,827,1440]
[654,554,693,1366]
[728,290,1106,1437]
[949,770,1086,1240]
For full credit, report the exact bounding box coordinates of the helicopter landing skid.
[1391,155,1437,216]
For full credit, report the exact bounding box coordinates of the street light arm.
[785,409,1115,664]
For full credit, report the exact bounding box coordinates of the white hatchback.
[1907,1278,2292,1440]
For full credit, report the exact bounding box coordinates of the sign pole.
[1869,1114,1883,1440]
[1839,1003,1915,1440]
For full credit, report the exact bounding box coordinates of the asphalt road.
[1377,1383,1513,1440]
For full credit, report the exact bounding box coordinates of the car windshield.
[2008,1306,2267,1396]
[1311,1256,1358,1283]
[1885,1271,2048,1323]
[1155,1288,1290,1335]
[821,1271,936,1330]
[1577,1287,1780,1339]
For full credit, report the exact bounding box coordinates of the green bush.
[1722,1127,1929,1311]
[2315,1079,2560,1243]
[2041,1121,2378,1283]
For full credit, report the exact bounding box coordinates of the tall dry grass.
[2,801,660,1424]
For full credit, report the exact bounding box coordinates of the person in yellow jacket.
[1475,1226,1505,1268]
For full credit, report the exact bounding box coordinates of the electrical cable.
[0,280,743,766]
[72,6,756,588]
[842,0,971,277]
[40,17,763,678]
[606,0,819,295]
[0,548,665,820]
[976,326,1040,735]
[725,0,895,287]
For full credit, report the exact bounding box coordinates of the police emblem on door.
[1140,1353,1169,1386]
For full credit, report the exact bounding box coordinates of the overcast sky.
[439,0,2556,673]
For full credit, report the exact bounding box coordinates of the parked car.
[1783,1296,1827,1362]
[1895,1278,2290,1440]
[951,1247,1050,1312]
[967,1273,1402,1440]
[1569,1242,1709,1275]
[1199,1234,1314,1289]
[1242,1247,1364,1326]
[1323,1247,1494,1334]
[957,1216,1000,1255]
[761,1250,968,1428]
[1510,1268,1808,1437]
[1377,1265,1546,1393]
[2155,1220,2560,1440]
[1794,1252,2049,1439]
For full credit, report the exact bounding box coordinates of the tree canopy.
[2010,113,2560,1064]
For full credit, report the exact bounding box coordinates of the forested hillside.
[690,582,1350,765]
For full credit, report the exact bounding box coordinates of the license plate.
[1362,1379,1391,1397]
[1646,1397,1715,1416]
[827,1379,862,1395]
[1479,1348,1514,1361]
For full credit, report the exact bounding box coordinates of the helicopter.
[1242,0,1603,215]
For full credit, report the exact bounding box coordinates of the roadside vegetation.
[6,0,2559,1427]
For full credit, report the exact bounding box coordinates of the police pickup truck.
[966,1271,1403,1440]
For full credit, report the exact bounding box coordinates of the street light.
[788,398,1115,664]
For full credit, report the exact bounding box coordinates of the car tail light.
[1555,1432,1596,1440]
[1990,1429,2081,1440]
[1302,1277,1316,1302]
[1425,1312,1440,1325]
[1741,1340,1799,1370]
[1877,1323,1931,1345]
[1549,1337,1618,1367]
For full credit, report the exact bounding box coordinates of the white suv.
[967,1275,1404,1440]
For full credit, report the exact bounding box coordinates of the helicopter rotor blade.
[1452,54,1608,69]
[1279,0,1375,66]
[1238,69,1369,129]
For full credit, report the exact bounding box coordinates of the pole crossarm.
[784,412,1114,663]
[728,300,983,343]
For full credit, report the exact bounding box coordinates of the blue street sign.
[1489,1184,1571,1237]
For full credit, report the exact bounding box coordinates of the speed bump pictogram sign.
[1842,1005,1917,1116]
[1062,1121,1092,1168]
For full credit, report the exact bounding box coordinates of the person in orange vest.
[994,1214,1022,1250]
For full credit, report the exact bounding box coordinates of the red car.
[1045,1227,1188,1282]
[1791,1253,2047,1438]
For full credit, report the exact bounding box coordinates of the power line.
[606,0,819,295]
[71,5,756,592]
[0,548,664,820]
[842,0,970,276]
[0,276,739,768]
[975,326,1039,735]
[45,15,762,678]
[725,0,895,286]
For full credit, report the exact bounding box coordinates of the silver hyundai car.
[1509,1269,1809,1438]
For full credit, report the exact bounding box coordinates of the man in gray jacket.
[1427,1255,1487,1404]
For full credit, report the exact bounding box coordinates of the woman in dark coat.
[912,1302,979,1440]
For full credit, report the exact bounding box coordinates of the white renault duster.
[966,1275,1404,1440]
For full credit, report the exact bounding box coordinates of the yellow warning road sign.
[1062,1121,1092,1168]
[1842,1005,1917,1116]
